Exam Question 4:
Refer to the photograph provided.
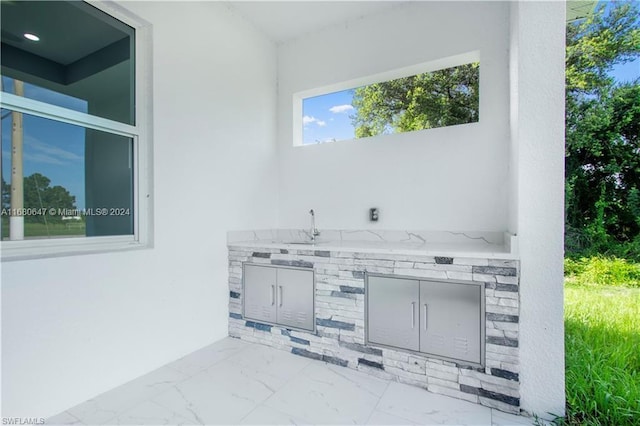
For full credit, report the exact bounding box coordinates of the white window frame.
[293,50,480,147]
[0,0,153,261]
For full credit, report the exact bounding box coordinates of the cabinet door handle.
[279,286,283,307]
[411,302,416,329]
[423,304,428,330]
[271,285,275,306]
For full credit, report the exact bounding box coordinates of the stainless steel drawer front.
[366,274,483,365]
[243,263,315,332]
[367,275,420,351]
[244,264,277,323]
[419,280,481,364]
[276,267,314,331]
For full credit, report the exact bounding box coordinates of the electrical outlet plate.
[369,207,379,221]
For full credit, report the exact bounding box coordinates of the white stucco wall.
[276,2,511,232]
[511,1,566,418]
[1,1,278,417]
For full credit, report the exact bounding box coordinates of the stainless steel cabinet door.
[276,268,314,331]
[244,264,277,323]
[419,280,481,364]
[367,276,420,351]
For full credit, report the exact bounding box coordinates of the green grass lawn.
[563,259,640,425]
[1,218,85,239]
[565,257,640,288]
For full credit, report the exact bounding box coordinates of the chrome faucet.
[309,209,320,242]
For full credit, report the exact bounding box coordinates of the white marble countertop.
[228,229,518,259]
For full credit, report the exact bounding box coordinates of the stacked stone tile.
[228,245,521,414]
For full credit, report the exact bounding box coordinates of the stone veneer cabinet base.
[228,244,522,414]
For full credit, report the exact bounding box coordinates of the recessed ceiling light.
[23,33,40,42]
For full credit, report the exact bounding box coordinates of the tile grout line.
[234,343,315,424]
[364,379,393,424]
[254,345,391,425]
[117,399,194,425]
[150,399,194,424]
[68,339,252,425]
[45,410,84,426]
[94,377,193,426]
[166,339,258,377]
[294,355,395,424]
[367,380,425,426]
[144,341,264,425]
[247,356,315,421]
[234,402,264,425]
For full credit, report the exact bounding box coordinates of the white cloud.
[13,136,84,166]
[329,104,354,114]
[23,152,68,166]
[303,115,326,127]
[28,137,83,162]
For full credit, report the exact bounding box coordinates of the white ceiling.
[227,1,596,45]
[226,1,408,44]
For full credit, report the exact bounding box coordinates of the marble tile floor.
[46,337,537,426]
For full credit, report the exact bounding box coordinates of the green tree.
[351,63,479,138]
[1,177,9,210]
[565,1,640,258]
[566,2,640,97]
[23,173,76,223]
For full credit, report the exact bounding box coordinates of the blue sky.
[610,59,640,83]
[600,0,640,85]
[302,89,356,144]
